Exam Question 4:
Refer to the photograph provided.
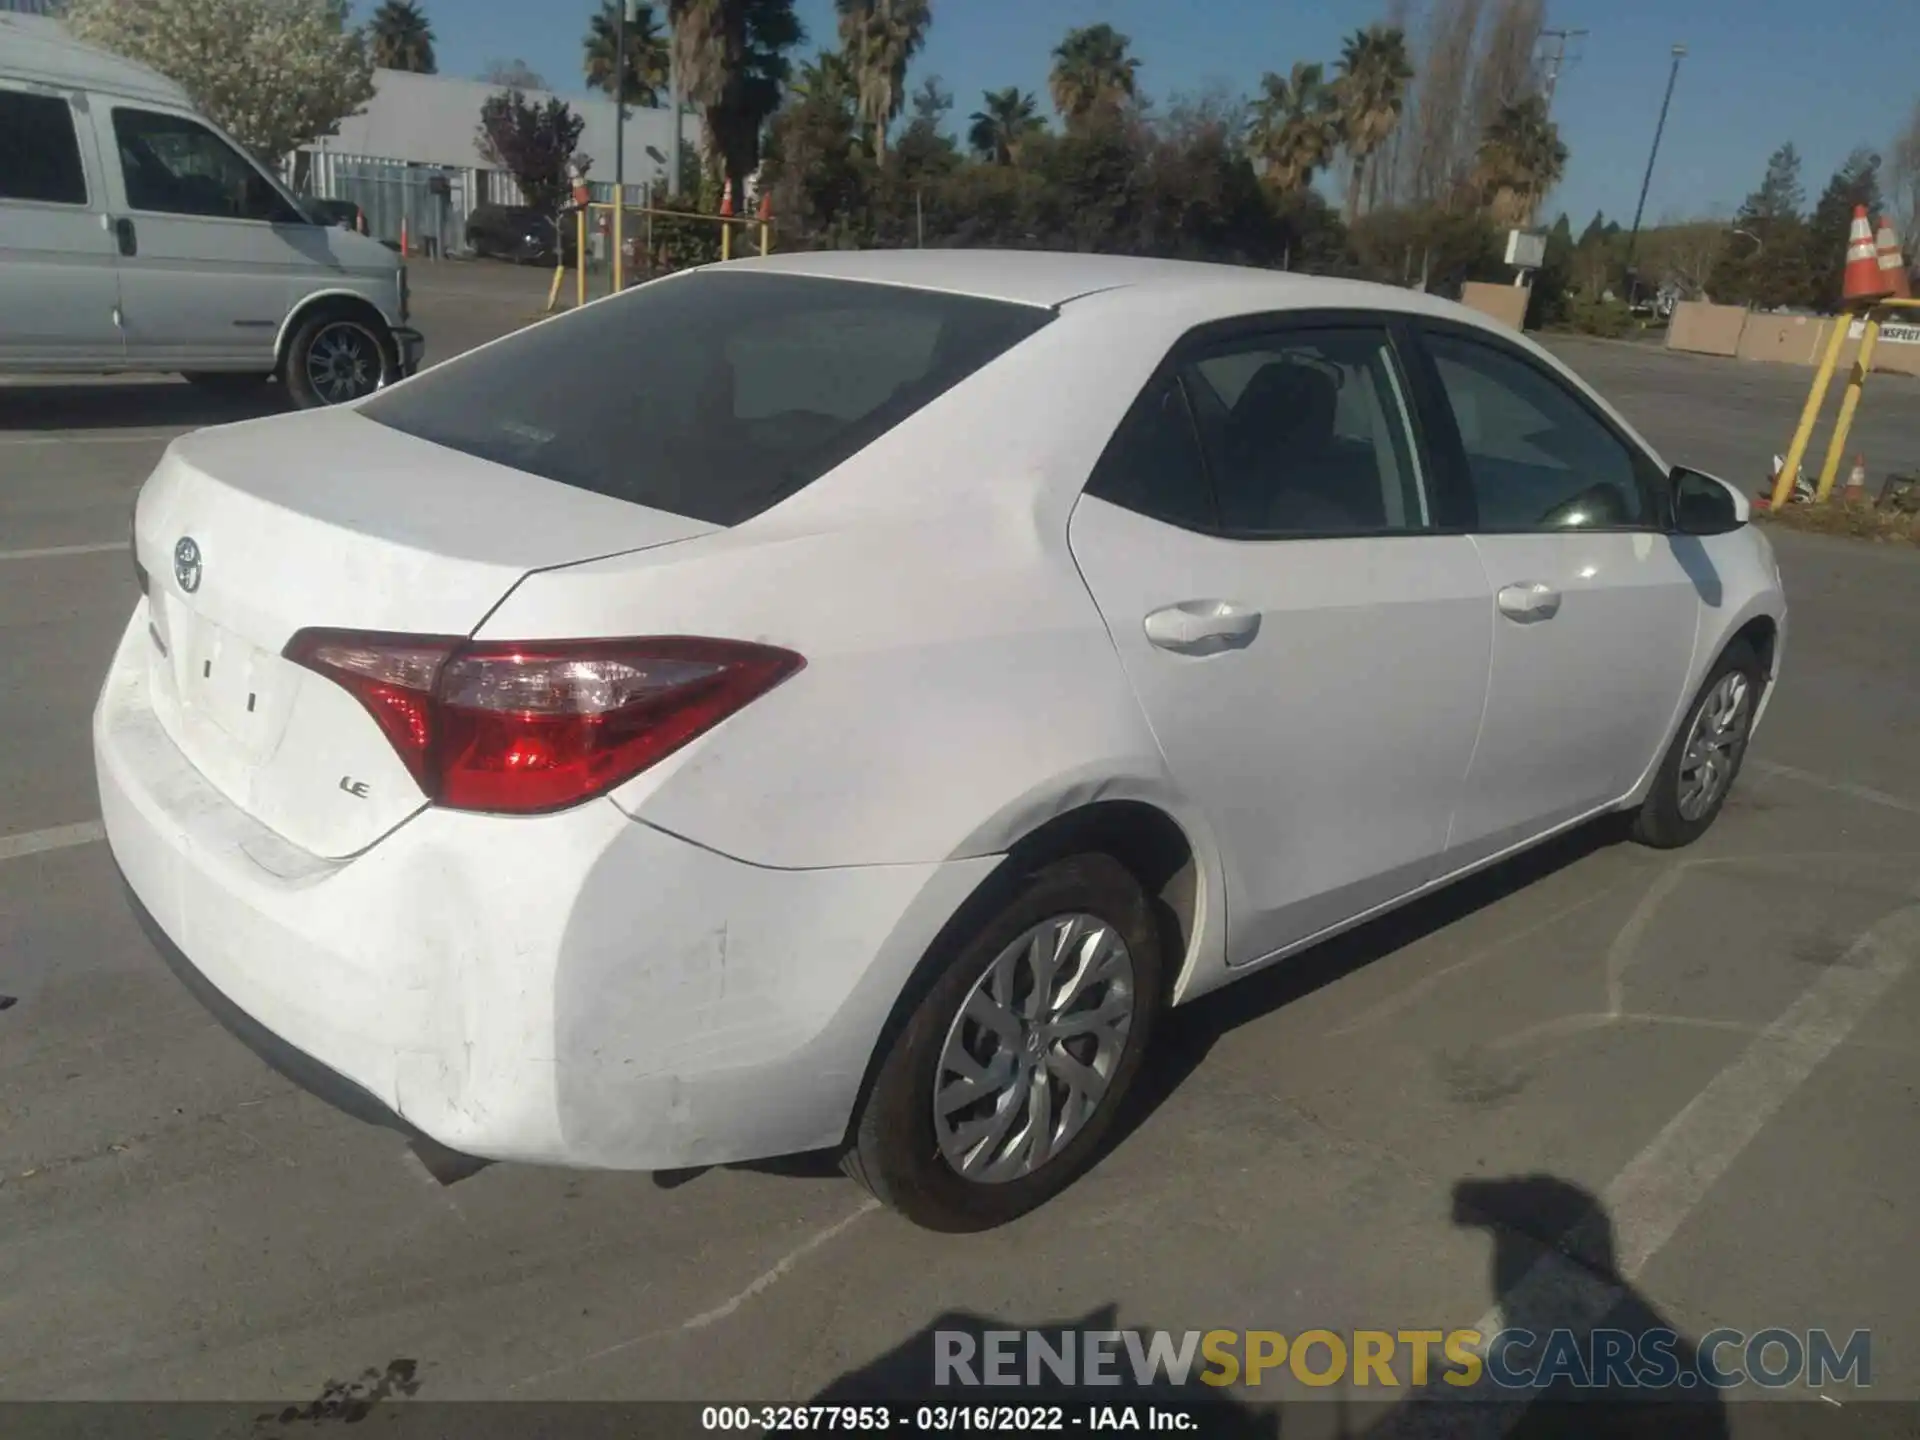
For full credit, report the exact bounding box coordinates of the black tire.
[283,306,394,409]
[1631,639,1766,849]
[844,853,1164,1232]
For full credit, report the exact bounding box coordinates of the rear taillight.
[284,631,803,815]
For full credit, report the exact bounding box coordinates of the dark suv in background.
[465,203,574,265]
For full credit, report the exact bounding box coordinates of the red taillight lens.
[284,631,803,815]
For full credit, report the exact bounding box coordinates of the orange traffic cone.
[1842,205,1892,306]
[718,189,734,218]
[756,191,772,222]
[1845,454,1868,497]
[1876,215,1913,300]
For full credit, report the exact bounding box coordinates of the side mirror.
[1671,465,1748,535]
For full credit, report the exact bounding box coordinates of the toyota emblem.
[173,537,202,593]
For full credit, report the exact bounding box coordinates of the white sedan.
[96,251,1786,1231]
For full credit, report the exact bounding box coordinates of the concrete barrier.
[1666,301,1745,356]
[1459,281,1530,330]
[1737,313,1832,366]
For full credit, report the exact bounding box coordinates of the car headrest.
[1230,360,1339,454]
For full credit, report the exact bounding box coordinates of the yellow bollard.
[1770,315,1852,511]
[613,202,624,295]
[759,218,770,256]
[576,209,587,310]
[721,217,733,263]
[1814,314,1882,502]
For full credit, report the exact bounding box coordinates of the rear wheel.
[844,854,1163,1231]
[284,308,394,408]
[1631,640,1764,848]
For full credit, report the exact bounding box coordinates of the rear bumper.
[94,605,995,1170]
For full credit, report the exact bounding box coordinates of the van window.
[359,271,1053,526]
[0,90,87,205]
[111,108,302,223]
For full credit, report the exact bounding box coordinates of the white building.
[305,68,686,250]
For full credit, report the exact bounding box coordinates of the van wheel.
[844,854,1163,1232]
[285,308,394,408]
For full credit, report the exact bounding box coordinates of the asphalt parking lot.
[3,263,1919,1429]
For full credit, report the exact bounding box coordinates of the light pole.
[1624,43,1687,298]
[613,0,629,202]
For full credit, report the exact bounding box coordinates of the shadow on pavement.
[1365,1174,1730,1440]
[1109,814,1631,1155]
[0,380,289,432]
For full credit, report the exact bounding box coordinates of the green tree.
[1246,62,1338,193]
[763,47,870,246]
[1334,24,1415,224]
[668,0,806,211]
[1708,143,1813,309]
[584,0,671,107]
[64,0,375,162]
[1473,93,1565,226]
[1048,23,1140,131]
[791,48,857,108]
[835,0,931,161]
[1807,147,1884,306]
[967,86,1044,165]
[369,0,434,73]
[476,88,586,217]
[894,74,958,175]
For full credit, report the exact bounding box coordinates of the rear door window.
[0,89,88,205]
[360,272,1053,525]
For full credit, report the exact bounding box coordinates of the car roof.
[0,13,192,108]
[720,247,1495,329]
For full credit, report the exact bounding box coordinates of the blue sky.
[381,0,1917,226]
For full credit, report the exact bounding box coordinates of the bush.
[1563,293,1633,338]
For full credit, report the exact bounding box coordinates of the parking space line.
[508,1197,882,1392]
[0,821,106,863]
[1382,890,1920,1435]
[1749,759,1920,818]
[0,541,127,562]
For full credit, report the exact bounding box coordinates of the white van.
[0,14,422,407]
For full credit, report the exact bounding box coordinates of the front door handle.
[112,217,137,256]
[1496,581,1562,622]
[1143,600,1262,656]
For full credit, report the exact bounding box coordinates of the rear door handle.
[1143,600,1262,656]
[112,216,137,257]
[1496,581,1562,622]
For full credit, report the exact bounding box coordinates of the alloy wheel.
[932,912,1136,1184]
[304,321,385,404]
[1677,670,1752,821]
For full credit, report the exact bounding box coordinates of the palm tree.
[369,0,435,74]
[1048,23,1139,129]
[1333,24,1413,223]
[667,0,805,211]
[836,0,932,161]
[967,87,1044,165]
[1246,62,1339,192]
[584,0,671,108]
[792,48,858,111]
[1474,94,1567,227]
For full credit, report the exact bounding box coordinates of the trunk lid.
[133,407,718,858]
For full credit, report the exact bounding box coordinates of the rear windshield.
[360,271,1053,525]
